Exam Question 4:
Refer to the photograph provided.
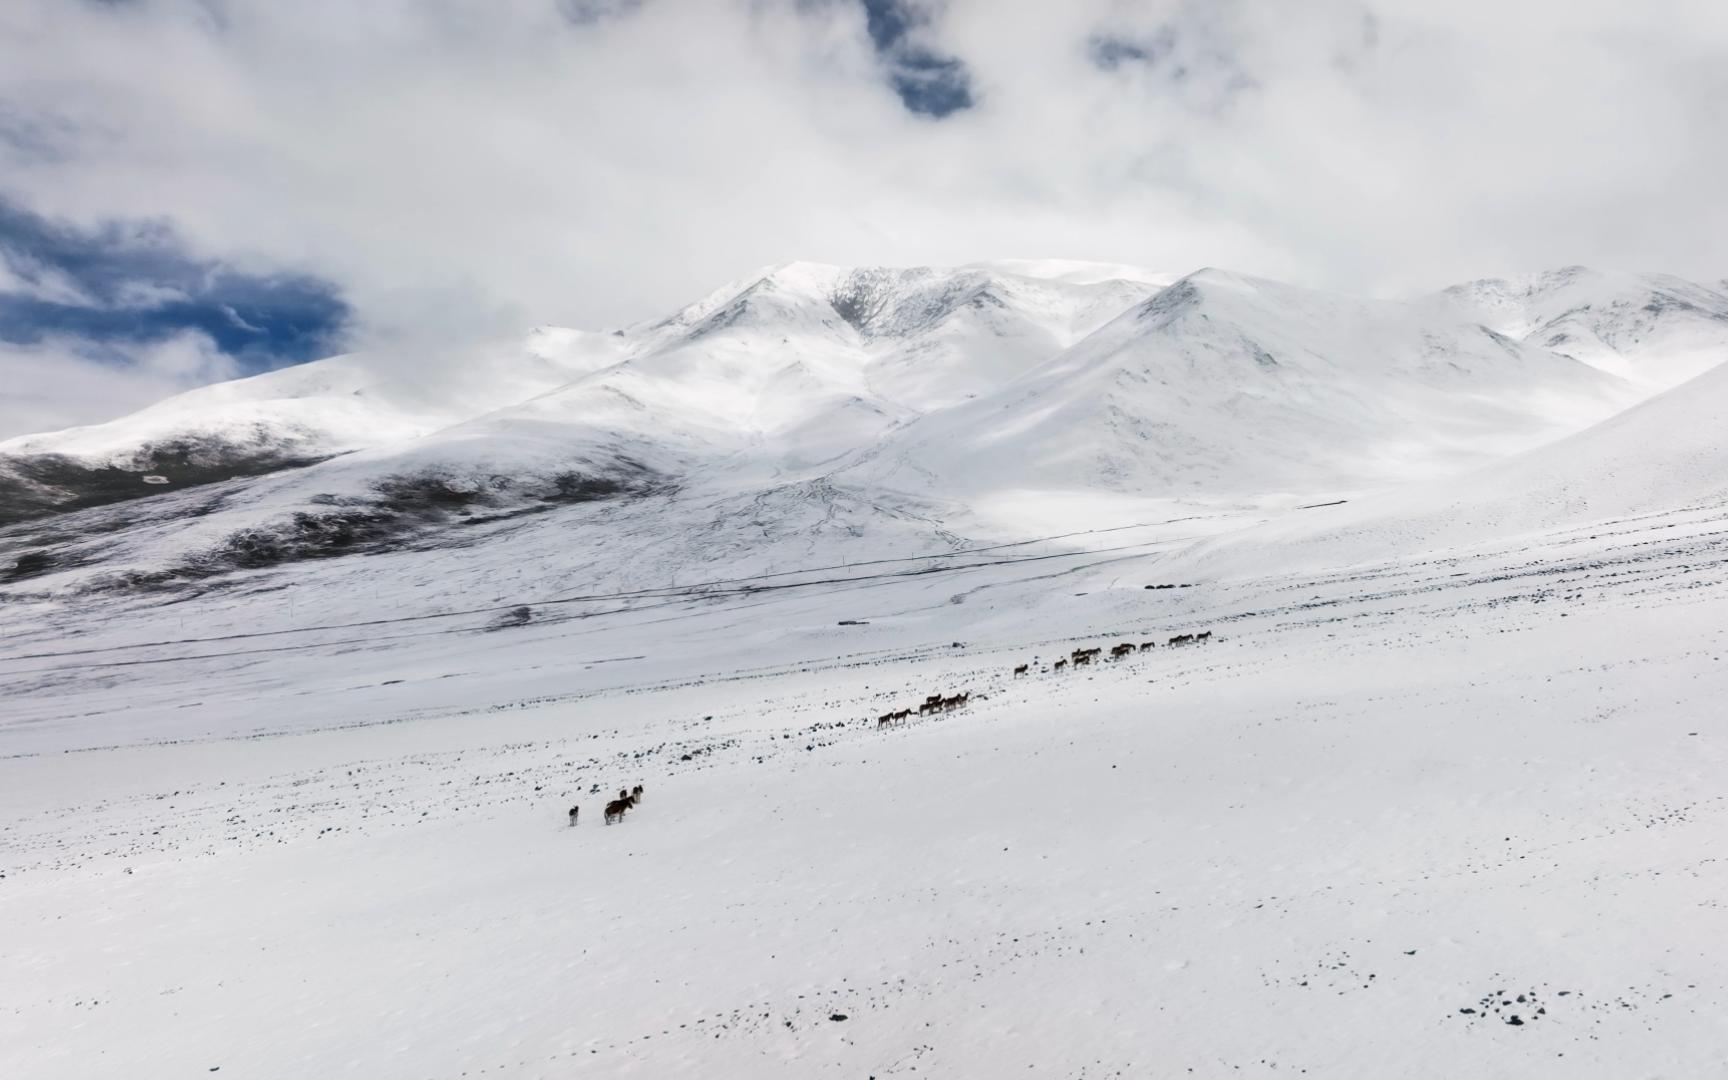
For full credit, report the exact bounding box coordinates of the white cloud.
[0,0,1724,373]
[0,332,239,439]
[0,253,100,306]
[113,280,195,310]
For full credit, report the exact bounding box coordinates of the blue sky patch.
[0,196,350,372]
[860,0,975,119]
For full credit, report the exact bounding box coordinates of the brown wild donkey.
[604,795,637,824]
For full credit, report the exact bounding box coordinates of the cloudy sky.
[1,0,1725,437]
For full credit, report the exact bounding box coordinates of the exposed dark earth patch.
[0,453,667,597]
[177,464,662,577]
[6,549,64,582]
[489,606,536,630]
[1454,980,1694,1030]
[0,439,332,526]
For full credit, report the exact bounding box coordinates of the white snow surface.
[3,260,1728,1078]
[1173,351,1728,579]
[4,499,1727,1078]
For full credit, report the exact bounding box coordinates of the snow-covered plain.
[3,261,1728,1078]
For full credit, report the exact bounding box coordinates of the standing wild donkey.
[604,795,637,824]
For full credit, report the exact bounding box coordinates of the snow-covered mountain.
[845,268,1635,502]
[0,327,633,523]
[0,262,1166,524]
[1433,266,1728,388]
[2,260,1725,599]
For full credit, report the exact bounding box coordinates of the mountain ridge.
[2,261,1724,600]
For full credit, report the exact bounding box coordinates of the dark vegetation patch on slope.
[4,548,71,583]
[176,460,663,578]
[0,437,332,526]
[0,483,248,589]
[2,456,666,597]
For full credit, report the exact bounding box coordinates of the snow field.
[4,508,1726,1078]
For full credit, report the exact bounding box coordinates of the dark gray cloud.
[555,0,643,26]
[861,0,975,118]
[1087,34,1160,72]
[1081,5,1257,112]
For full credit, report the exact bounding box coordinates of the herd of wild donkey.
[1031,630,1213,675]
[575,629,1217,823]
[567,783,646,827]
[876,690,973,728]
[877,629,1216,728]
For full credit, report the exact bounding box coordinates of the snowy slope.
[1433,266,1728,388]
[3,450,1727,1078]
[0,327,632,464]
[0,328,631,523]
[848,269,1634,503]
[1171,351,1728,580]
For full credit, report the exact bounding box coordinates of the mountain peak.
[755,260,850,289]
[961,259,1178,287]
